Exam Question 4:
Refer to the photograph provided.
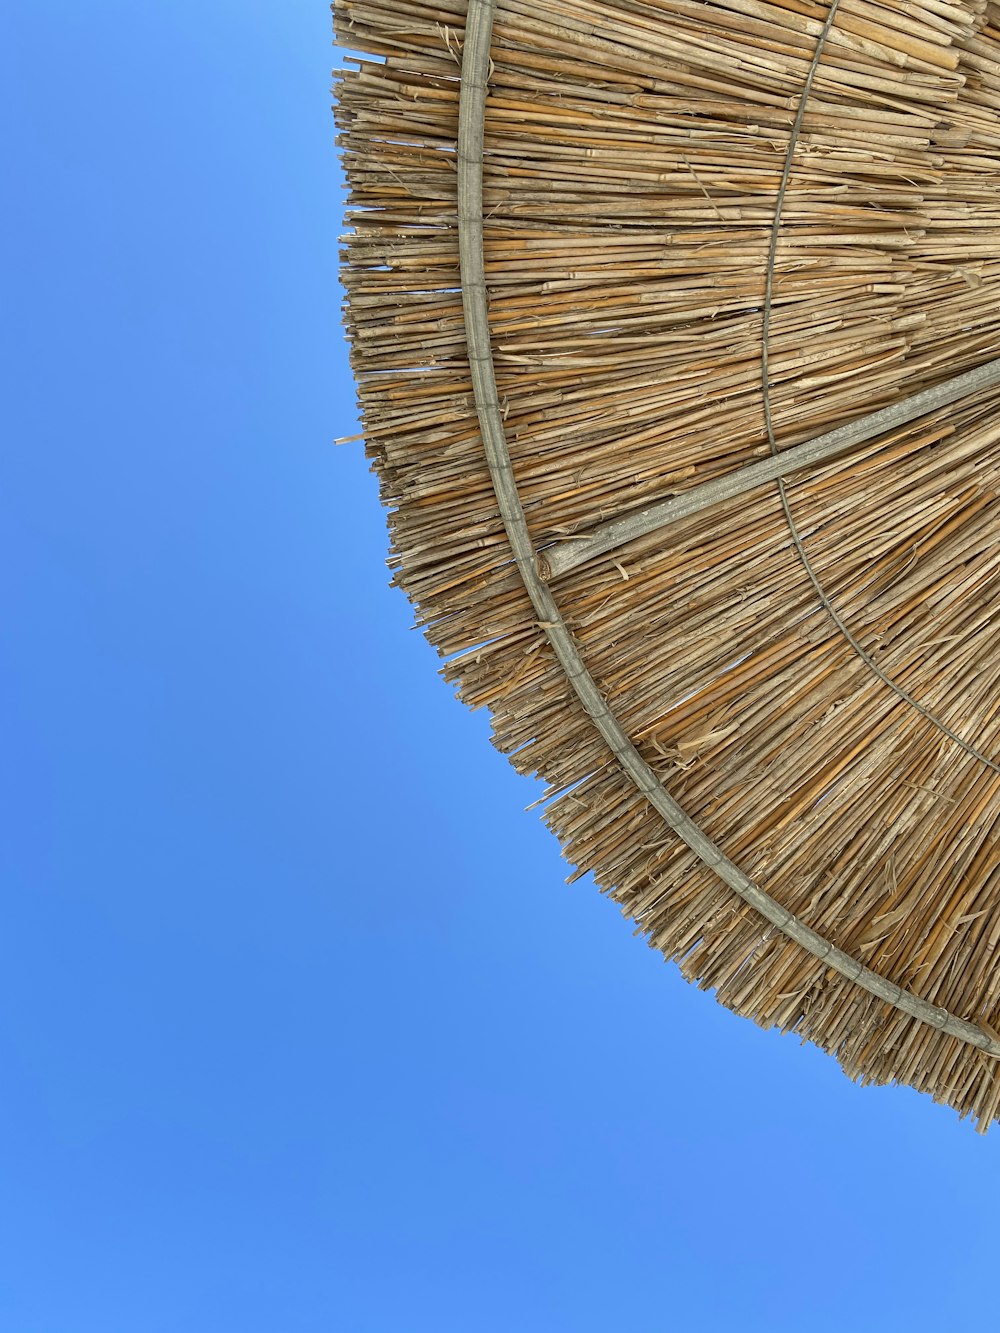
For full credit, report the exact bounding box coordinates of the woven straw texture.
[335,0,1000,1126]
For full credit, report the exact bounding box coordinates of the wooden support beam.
[539,357,1000,582]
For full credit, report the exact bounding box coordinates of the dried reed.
[335,0,1000,1125]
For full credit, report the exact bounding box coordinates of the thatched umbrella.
[334,0,1000,1125]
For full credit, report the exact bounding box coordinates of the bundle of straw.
[334,0,1000,1125]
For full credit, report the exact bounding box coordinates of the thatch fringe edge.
[458,0,1000,1059]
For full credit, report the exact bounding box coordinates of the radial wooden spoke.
[540,357,1000,581]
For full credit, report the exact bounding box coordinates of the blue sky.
[3,3,999,1331]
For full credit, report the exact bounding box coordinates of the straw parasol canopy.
[334,0,1000,1125]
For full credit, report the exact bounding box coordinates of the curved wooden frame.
[457,0,1000,1058]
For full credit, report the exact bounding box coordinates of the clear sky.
[3,3,999,1331]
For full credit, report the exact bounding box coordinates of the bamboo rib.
[458,0,1000,1056]
[541,355,1000,579]
[759,0,1000,777]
